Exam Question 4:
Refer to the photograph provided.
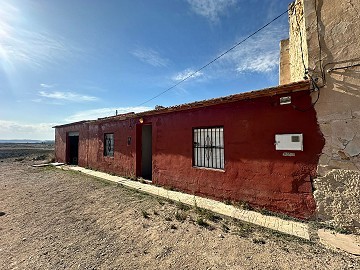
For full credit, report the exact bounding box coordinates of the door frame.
[66,131,79,165]
[136,123,153,180]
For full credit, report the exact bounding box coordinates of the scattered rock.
[33,155,47,161]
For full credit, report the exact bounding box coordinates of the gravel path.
[0,149,359,269]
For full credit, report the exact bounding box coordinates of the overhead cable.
[137,8,289,106]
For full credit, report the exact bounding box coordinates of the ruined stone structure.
[280,0,360,233]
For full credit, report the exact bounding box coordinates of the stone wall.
[287,0,360,233]
[279,39,290,85]
[288,1,308,82]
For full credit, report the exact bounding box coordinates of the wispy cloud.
[66,106,152,122]
[0,120,55,140]
[38,91,98,102]
[40,83,54,88]
[220,24,287,74]
[131,48,169,67]
[187,0,237,22]
[0,2,80,71]
[172,69,204,81]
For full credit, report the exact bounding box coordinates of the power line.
[138,8,289,106]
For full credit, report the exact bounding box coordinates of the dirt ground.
[0,145,359,269]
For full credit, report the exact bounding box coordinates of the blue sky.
[0,0,291,140]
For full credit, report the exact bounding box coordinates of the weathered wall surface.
[279,39,291,84]
[55,119,138,178]
[288,1,309,82]
[138,91,324,219]
[86,120,137,178]
[287,0,360,232]
[55,89,324,219]
[55,122,89,166]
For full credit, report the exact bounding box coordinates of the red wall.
[86,120,137,177]
[55,122,89,165]
[55,91,324,219]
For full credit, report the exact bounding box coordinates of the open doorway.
[141,125,152,180]
[67,132,79,165]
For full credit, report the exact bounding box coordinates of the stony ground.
[0,145,359,269]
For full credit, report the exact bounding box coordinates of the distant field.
[0,140,54,144]
[0,143,54,160]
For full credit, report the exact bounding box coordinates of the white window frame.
[193,127,224,170]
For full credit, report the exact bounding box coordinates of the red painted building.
[54,81,324,219]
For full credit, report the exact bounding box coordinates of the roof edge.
[53,120,91,128]
[54,80,310,127]
[136,80,310,117]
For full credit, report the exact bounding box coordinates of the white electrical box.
[275,134,303,151]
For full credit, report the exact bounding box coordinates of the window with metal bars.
[193,127,224,169]
[104,133,114,157]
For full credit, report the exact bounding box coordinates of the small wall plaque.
[283,152,295,157]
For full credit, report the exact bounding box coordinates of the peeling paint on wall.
[313,170,360,234]
[286,0,360,233]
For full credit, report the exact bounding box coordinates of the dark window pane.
[193,127,224,169]
[104,133,114,157]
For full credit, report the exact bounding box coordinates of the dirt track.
[0,146,359,269]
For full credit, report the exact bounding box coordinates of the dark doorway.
[141,125,152,180]
[68,133,79,165]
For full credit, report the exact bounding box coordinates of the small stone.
[218,234,224,238]
[22,238,26,241]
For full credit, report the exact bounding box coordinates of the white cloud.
[39,91,98,102]
[221,24,287,74]
[236,54,278,73]
[0,2,80,72]
[65,106,152,122]
[131,48,169,67]
[40,83,54,88]
[187,0,237,22]
[172,69,204,81]
[0,120,55,140]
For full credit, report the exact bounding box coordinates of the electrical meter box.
[275,134,303,151]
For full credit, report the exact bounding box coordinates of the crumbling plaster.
[313,170,360,234]
[288,0,309,82]
[288,0,360,232]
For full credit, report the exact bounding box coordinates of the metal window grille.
[193,127,224,169]
[104,133,114,157]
